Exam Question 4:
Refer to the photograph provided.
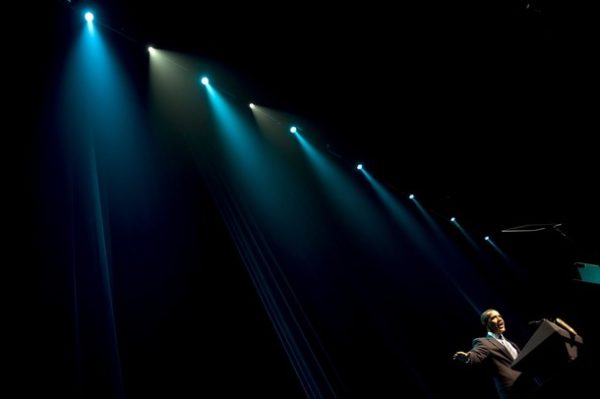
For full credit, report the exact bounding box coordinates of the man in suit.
[453,309,524,399]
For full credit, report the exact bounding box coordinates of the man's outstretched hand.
[453,351,470,363]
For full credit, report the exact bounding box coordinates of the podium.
[511,319,583,384]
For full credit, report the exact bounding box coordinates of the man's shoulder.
[472,336,493,346]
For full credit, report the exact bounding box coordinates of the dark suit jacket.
[468,336,522,399]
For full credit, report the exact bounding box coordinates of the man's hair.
[480,308,497,326]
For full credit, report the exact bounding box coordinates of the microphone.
[527,319,544,326]
[555,318,578,337]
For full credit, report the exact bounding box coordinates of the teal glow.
[204,84,318,249]
[84,11,94,34]
[295,133,394,252]
[200,91,342,398]
[361,169,429,242]
[400,194,477,311]
[453,218,514,267]
[413,202,479,263]
[411,198,454,247]
[60,20,150,203]
[205,84,266,176]
[485,237,511,262]
[577,263,600,284]
[452,219,480,249]
[56,21,157,398]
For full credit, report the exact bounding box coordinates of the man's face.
[487,310,506,334]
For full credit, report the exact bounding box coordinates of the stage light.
[356,163,363,170]
[200,77,209,86]
[249,103,255,109]
[409,194,415,200]
[290,126,297,134]
[84,12,94,23]
[147,46,155,54]
[450,217,456,222]
[484,236,490,241]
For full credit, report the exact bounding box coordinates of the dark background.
[15,1,598,398]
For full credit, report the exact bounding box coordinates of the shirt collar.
[487,331,503,340]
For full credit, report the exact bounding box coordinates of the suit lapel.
[488,337,514,360]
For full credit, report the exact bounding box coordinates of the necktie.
[498,335,518,359]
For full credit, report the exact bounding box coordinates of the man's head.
[480,308,506,334]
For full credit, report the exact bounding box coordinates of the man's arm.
[453,338,490,365]
[466,338,490,365]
